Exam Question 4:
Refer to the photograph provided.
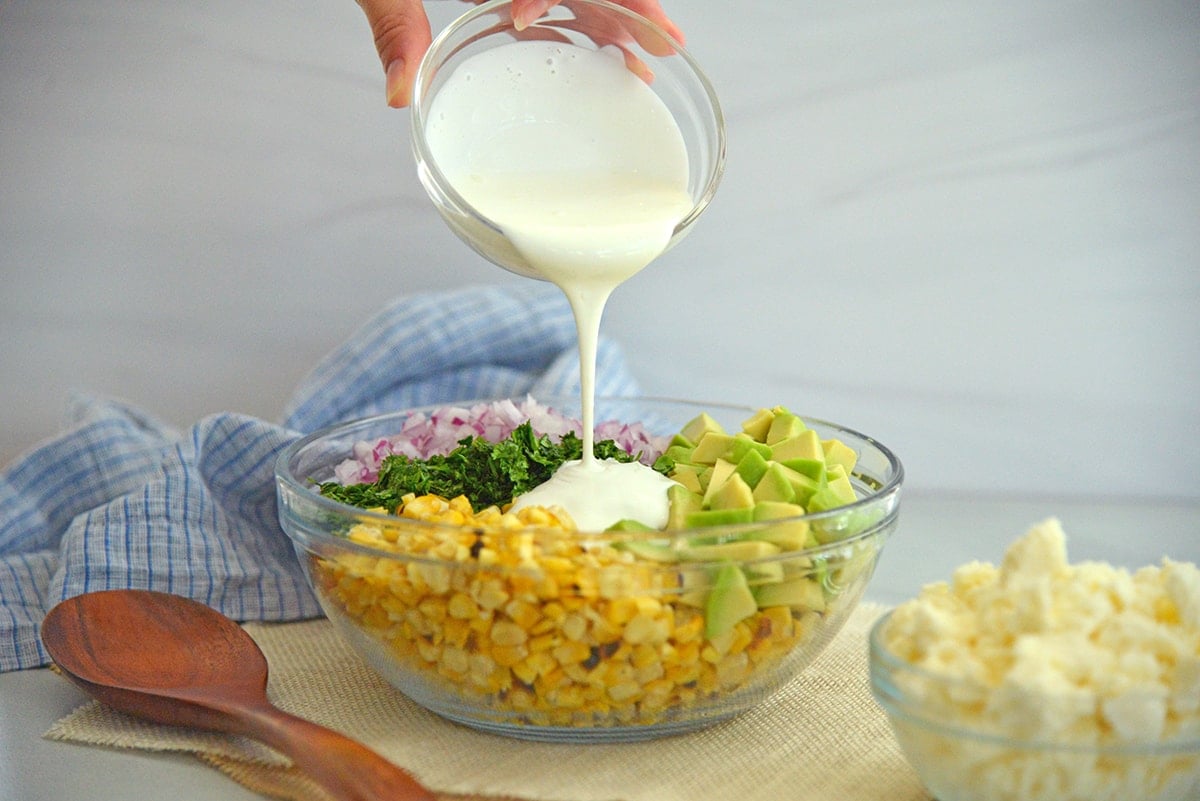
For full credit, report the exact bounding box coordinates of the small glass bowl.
[409,0,726,279]
[869,611,1200,801]
[276,396,902,741]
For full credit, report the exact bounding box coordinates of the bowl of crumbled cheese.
[869,518,1200,801]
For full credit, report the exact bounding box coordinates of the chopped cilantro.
[318,422,645,512]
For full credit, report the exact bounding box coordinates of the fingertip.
[385,58,411,108]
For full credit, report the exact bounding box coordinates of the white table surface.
[4,492,1197,801]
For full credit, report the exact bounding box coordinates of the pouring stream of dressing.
[425,41,689,530]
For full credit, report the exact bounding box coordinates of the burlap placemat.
[44,602,927,801]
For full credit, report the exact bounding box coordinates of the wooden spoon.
[41,588,435,801]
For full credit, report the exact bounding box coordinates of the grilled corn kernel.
[317,492,824,730]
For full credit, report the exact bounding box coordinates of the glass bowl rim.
[408,0,728,242]
[868,610,1200,755]
[274,394,904,561]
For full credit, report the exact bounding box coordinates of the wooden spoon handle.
[231,701,436,801]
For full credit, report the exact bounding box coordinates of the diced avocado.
[751,499,807,520]
[746,562,785,586]
[705,564,758,639]
[680,412,725,445]
[725,433,773,465]
[691,431,737,465]
[753,576,826,612]
[708,472,756,512]
[684,507,755,528]
[670,463,704,494]
[765,411,806,445]
[734,449,770,489]
[666,484,703,530]
[608,519,655,532]
[770,429,824,463]
[662,443,695,466]
[750,501,812,550]
[822,438,858,474]
[615,538,681,562]
[680,540,781,562]
[828,542,878,589]
[781,465,823,507]
[778,456,825,482]
[669,432,695,449]
[740,408,775,442]
[808,468,856,513]
[751,462,797,504]
[701,458,737,506]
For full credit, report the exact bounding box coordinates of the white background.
[3,0,1198,501]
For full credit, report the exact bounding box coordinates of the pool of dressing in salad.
[425,40,690,531]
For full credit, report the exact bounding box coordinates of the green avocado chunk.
[705,564,758,639]
[766,411,806,445]
[681,412,725,445]
[753,576,826,612]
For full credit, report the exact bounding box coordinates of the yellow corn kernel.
[442,618,470,648]
[633,596,663,617]
[402,495,447,519]
[560,613,587,642]
[630,643,659,671]
[540,556,574,574]
[416,597,447,622]
[563,663,590,684]
[548,685,585,709]
[623,613,669,646]
[441,646,469,675]
[447,495,473,515]
[665,662,698,686]
[508,688,536,710]
[416,639,441,664]
[447,592,478,620]
[512,659,539,686]
[534,574,560,600]
[640,678,674,711]
[716,651,750,688]
[472,578,509,611]
[607,681,642,704]
[634,660,664,685]
[492,644,529,667]
[673,612,704,644]
[525,650,558,677]
[528,633,558,653]
[504,599,541,630]
[552,641,592,666]
[490,620,528,647]
[761,605,794,641]
[606,597,641,626]
[728,621,754,655]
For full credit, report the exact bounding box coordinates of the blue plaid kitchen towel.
[0,284,640,671]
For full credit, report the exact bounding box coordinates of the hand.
[354,0,683,108]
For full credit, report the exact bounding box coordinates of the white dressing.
[509,458,676,532]
[426,40,692,529]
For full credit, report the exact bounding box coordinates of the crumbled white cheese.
[880,518,1200,801]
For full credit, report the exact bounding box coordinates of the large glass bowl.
[276,397,902,742]
[869,611,1200,801]
[409,0,726,279]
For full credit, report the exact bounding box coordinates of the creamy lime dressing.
[426,40,692,530]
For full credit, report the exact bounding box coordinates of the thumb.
[355,0,432,108]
